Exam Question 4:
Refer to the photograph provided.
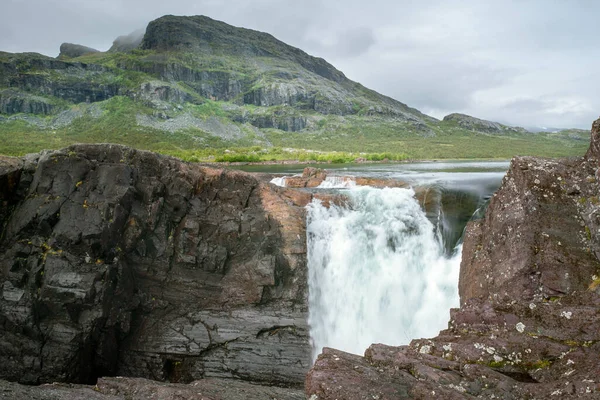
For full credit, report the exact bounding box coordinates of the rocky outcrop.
[586,117,600,159]
[140,15,348,84]
[126,62,246,102]
[108,29,145,53]
[59,43,100,59]
[0,144,310,387]
[0,376,305,399]
[0,155,22,231]
[443,113,528,135]
[138,80,196,105]
[0,53,124,107]
[0,89,57,115]
[306,117,600,398]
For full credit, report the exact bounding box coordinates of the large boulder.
[0,144,310,386]
[306,117,600,398]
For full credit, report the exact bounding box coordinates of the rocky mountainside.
[306,118,600,398]
[0,15,589,160]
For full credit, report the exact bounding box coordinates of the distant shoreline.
[203,157,511,167]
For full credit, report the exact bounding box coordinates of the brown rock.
[585,116,600,159]
[305,120,600,398]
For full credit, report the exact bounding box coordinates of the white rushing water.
[270,176,288,187]
[307,186,461,361]
[317,176,356,188]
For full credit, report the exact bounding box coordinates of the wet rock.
[306,117,600,398]
[0,144,310,387]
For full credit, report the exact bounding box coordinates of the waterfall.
[270,176,288,187]
[317,176,356,188]
[307,186,461,361]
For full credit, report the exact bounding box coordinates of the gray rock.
[0,89,57,115]
[0,144,310,387]
[59,43,100,59]
[0,376,305,399]
[108,29,145,53]
[443,113,528,135]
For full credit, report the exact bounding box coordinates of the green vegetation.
[523,359,553,370]
[0,93,589,162]
[0,17,591,163]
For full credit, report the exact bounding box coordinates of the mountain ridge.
[0,14,589,160]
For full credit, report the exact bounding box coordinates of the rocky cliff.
[0,144,311,393]
[306,117,600,398]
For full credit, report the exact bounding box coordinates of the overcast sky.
[1,0,598,129]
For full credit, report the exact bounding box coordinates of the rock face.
[443,113,528,135]
[306,118,600,398]
[0,53,124,111]
[108,29,145,53]
[0,376,305,399]
[0,144,310,387]
[0,89,57,115]
[140,15,348,84]
[59,43,100,59]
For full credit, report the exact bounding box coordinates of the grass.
[0,94,589,162]
[0,49,591,163]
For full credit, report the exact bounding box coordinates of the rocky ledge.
[0,144,311,396]
[306,118,600,399]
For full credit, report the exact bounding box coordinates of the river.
[233,161,509,360]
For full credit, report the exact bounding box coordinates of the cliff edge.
[0,144,311,395]
[306,117,600,398]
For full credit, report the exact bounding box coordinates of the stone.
[443,113,528,135]
[0,144,310,387]
[305,117,600,398]
[0,376,305,399]
[59,43,100,59]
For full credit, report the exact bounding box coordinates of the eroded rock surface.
[306,118,600,398]
[0,144,310,387]
[0,376,305,399]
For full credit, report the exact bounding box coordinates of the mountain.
[0,15,589,160]
[443,113,529,135]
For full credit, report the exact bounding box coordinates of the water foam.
[306,186,461,361]
[316,176,356,189]
[270,176,288,187]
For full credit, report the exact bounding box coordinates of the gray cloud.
[0,0,598,128]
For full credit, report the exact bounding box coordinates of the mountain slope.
[0,15,589,160]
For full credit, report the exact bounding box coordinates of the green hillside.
[0,15,590,162]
